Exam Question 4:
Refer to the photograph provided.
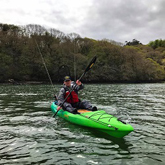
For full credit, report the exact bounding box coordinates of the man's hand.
[76,80,82,86]
[57,106,61,111]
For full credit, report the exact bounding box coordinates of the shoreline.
[0,80,164,85]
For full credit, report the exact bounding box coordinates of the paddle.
[53,56,97,117]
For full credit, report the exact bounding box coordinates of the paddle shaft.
[53,56,97,117]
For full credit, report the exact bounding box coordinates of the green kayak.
[51,102,134,138]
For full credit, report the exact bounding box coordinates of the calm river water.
[0,83,165,165]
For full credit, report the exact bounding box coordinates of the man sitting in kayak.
[57,76,97,114]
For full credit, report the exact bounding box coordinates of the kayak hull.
[51,102,134,138]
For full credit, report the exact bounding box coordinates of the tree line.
[0,23,165,83]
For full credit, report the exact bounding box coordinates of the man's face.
[64,80,71,87]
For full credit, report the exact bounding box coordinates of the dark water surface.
[0,83,165,165]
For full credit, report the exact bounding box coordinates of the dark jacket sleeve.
[72,81,84,93]
[57,88,65,106]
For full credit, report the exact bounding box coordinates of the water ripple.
[0,84,165,164]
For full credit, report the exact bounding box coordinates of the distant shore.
[0,81,45,85]
[0,80,165,85]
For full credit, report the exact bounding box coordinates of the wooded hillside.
[0,23,165,83]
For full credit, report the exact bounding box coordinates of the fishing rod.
[34,39,55,91]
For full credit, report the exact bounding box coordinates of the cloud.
[0,0,165,44]
[80,0,165,44]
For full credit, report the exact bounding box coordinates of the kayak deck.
[51,102,134,138]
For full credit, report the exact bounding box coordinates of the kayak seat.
[77,109,92,113]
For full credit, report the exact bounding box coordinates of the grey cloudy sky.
[1,0,165,44]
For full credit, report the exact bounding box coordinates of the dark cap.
[64,76,71,82]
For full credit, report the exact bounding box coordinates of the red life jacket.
[65,91,79,104]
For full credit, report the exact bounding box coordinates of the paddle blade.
[85,56,97,73]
